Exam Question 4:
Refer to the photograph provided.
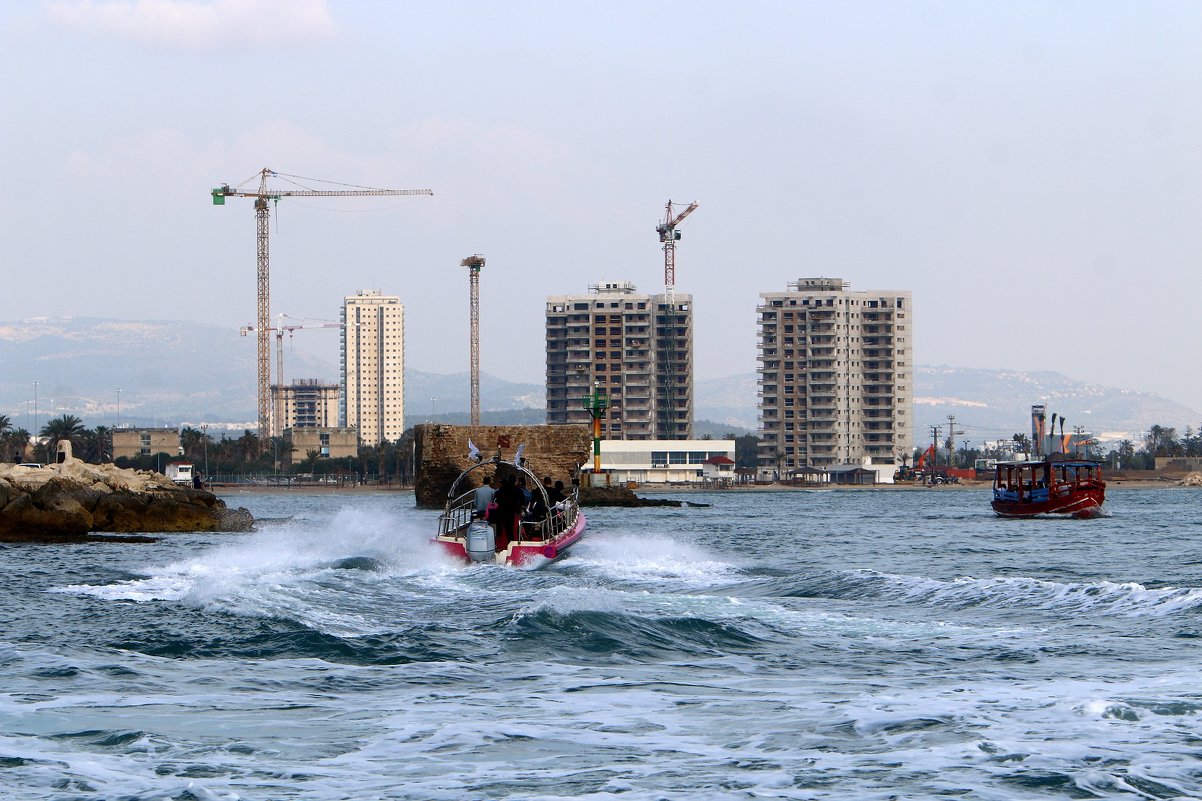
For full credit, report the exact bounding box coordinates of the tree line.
[0,414,419,483]
[914,423,1202,471]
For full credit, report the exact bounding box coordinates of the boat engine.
[466,520,496,562]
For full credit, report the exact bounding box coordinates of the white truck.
[165,462,194,486]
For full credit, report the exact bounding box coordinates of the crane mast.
[655,199,698,439]
[460,255,486,426]
[213,168,433,444]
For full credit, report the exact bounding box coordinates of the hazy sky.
[2,1,1200,408]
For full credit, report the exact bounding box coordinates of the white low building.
[598,439,736,484]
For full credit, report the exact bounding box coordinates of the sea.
[2,486,1201,801]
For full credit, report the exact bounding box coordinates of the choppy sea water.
[2,487,1202,800]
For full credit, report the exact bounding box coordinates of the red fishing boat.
[991,405,1106,518]
[431,452,586,568]
[991,458,1106,518]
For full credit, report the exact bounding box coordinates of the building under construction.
[271,379,340,439]
[545,281,694,440]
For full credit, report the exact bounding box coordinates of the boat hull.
[991,487,1105,519]
[433,511,586,568]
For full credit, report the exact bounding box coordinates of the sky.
[2,0,1200,409]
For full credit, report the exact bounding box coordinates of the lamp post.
[201,423,209,483]
[581,383,609,475]
[116,388,121,429]
[32,381,38,462]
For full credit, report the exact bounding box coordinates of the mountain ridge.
[0,317,1195,441]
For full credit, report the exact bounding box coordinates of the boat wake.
[52,508,458,628]
[566,530,743,587]
[782,568,1202,618]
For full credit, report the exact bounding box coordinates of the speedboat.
[991,458,1105,518]
[431,453,586,568]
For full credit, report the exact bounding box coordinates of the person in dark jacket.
[492,474,525,549]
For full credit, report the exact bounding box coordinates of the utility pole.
[946,414,965,467]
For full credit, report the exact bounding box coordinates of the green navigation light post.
[582,384,609,474]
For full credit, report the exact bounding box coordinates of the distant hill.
[0,317,542,430]
[913,365,1200,444]
[695,368,1200,444]
[1,317,1193,442]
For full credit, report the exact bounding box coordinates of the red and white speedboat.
[991,458,1106,519]
[431,456,586,568]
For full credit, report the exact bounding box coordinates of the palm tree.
[0,414,11,436]
[40,414,86,459]
[236,430,259,461]
[78,426,111,463]
[179,426,206,461]
[3,428,31,463]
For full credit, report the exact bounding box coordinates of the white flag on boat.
[467,439,481,462]
[514,443,525,466]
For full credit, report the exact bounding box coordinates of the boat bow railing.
[439,488,478,536]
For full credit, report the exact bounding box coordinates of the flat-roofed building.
[546,281,694,440]
[282,427,359,469]
[756,278,913,482]
[341,289,404,446]
[112,428,180,461]
[597,439,734,484]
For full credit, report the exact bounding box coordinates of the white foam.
[845,568,1202,617]
[568,530,742,586]
[51,507,463,633]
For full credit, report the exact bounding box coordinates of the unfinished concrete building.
[271,379,339,438]
[546,281,694,440]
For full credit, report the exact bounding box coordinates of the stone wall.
[414,424,591,508]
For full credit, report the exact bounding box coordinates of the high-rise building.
[756,278,913,480]
[271,379,339,438]
[340,289,405,446]
[546,281,693,440]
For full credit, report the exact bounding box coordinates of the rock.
[0,453,255,542]
[580,485,685,508]
[1179,472,1202,487]
[214,506,255,532]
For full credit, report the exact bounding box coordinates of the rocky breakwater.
[0,458,253,542]
[580,485,708,508]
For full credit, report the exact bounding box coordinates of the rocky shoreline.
[0,458,253,543]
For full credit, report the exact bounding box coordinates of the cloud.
[46,0,335,48]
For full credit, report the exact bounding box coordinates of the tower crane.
[655,199,698,439]
[212,168,433,443]
[241,314,343,438]
[656,200,699,307]
[460,255,486,426]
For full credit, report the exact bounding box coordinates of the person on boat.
[493,473,525,549]
[474,475,496,518]
[518,475,532,505]
[525,490,548,525]
[547,480,567,505]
